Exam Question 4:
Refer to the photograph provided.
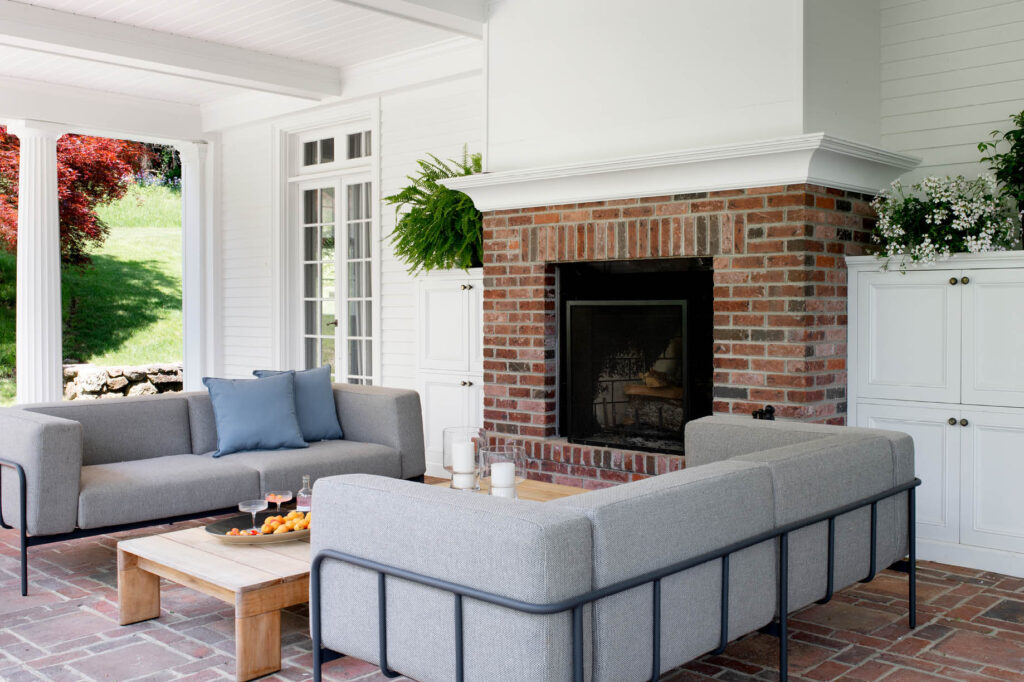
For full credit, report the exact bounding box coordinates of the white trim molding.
[441,133,920,211]
[332,0,485,38]
[847,251,1024,273]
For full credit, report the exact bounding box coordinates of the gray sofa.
[0,382,425,594]
[310,416,917,682]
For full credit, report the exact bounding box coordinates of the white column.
[176,141,210,390]
[7,120,64,404]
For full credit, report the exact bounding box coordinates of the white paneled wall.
[219,122,276,377]
[216,74,483,385]
[881,0,1024,183]
[378,75,484,389]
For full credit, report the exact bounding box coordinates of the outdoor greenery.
[0,184,181,406]
[385,148,483,273]
[979,109,1024,243]
[871,175,1017,267]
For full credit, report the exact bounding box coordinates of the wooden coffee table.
[117,527,311,681]
[116,478,584,681]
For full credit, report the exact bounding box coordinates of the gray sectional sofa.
[0,383,425,595]
[310,416,919,682]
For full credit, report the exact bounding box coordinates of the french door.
[299,175,374,384]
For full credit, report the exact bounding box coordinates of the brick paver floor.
[1,518,1022,681]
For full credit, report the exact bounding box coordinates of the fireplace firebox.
[557,259,713,454]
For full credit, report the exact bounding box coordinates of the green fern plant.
[385,149,483,273]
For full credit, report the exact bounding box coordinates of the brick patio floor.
[1,519,1022,681]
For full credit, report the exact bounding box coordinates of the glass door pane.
[342,181,373,384]
[301,186,340,377]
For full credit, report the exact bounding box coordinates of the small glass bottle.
[296,475,313,512]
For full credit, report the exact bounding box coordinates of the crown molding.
[846,251,1024,272]
[440,133,920,211]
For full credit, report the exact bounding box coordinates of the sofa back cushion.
[20,395,192,466]
[732,433,907,612]
[184,392,217,454]
[685,415,834,467]
[312,474,593,682]
[552,460,778,682]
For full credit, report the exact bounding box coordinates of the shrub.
[871,175,1018,266]
[979,109,1024,243]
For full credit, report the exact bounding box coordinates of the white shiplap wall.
[217,74,484,384]
[378,74,484,389]
[882,0,1024,183]
[219,122,276,377]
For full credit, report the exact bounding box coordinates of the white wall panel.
[881,0,1024,184]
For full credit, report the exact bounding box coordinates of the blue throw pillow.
[253,365,343,442]
[202,372,308,457]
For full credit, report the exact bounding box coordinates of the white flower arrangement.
[871,174,1018,267]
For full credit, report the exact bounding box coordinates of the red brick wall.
[482,183,875,487]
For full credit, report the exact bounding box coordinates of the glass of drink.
[239,499,268,532]
[265,491,293,514]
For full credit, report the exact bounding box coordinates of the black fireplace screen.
[565,300,688,454]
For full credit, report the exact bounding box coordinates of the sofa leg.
[778,532,789,682]
[406,475,425,483]
[908,487,917,629]
[0,459,29,596]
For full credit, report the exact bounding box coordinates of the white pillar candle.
[491,461,516,488]
[492,486,516,499]
[451,472,477,490]
[452,441,476,474]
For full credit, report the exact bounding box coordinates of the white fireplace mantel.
[441,133,920,212]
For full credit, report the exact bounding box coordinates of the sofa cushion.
[77,454,261,529]
[20,395,192,466]
[732,433,900,613]
[216,439,402,492]
[203,373,308,457]
[553,460,777,682]
[254,365,343,442]
[185,392,217,455]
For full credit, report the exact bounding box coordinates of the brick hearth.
[482,184,876,487]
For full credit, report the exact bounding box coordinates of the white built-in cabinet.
[848,253,1024,577]
[416,269,483,477]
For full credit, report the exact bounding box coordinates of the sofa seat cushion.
[77,454,261,529]
[214,440,402,492]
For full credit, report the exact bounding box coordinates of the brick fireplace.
[443,134,918,488]
[479,185,876,487]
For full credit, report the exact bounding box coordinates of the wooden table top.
[433,476,588,502]
[118,478,585,592]
[118,526,310,593]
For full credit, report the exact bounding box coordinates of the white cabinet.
[416,269,483,476]
[848,253,1024,577]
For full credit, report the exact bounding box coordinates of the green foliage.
[384,149,483,273]
[95,184,182,229]
[979,109,1024,241]
[0,250,13,385]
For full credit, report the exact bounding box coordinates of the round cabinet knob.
[460,284,467,290]
[459,380,467,386]
[960,418,969,427]
[465,284,474,291]
[465,380,473,387]
[948,417,957,426]
[961,276,970,285]
[949,277,958,285]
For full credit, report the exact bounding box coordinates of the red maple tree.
[0,128,151,264]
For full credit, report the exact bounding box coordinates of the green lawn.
[0,184,182,405]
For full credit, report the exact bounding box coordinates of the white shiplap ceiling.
[0,0,462,108]
[16,0,454,68]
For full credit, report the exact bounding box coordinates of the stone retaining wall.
[63,363,183,400]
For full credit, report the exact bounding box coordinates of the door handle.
[326,319,339,327]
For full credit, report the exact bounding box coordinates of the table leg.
[117,549,160,625]
[235,609,281,682]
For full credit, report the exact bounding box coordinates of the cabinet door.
[418,278,470,372]
[856,270,961,403]
[960,407,1024,553]
[857,402,960,543]
[467,280,484,374]
[420,374,471,473]
[962,269,1024,408]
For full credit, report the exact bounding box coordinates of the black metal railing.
[311,477,920,682]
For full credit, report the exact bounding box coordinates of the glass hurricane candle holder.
[484,442,525,499]
[443,426,485,491]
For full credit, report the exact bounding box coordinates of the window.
[302,137,338,167]
[301,187,337,370]
[347,131,372,160]
[344,181,372,384]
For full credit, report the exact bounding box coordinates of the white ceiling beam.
[0,75,203,143]
[333,0,485,38]
[0,0,342,100]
